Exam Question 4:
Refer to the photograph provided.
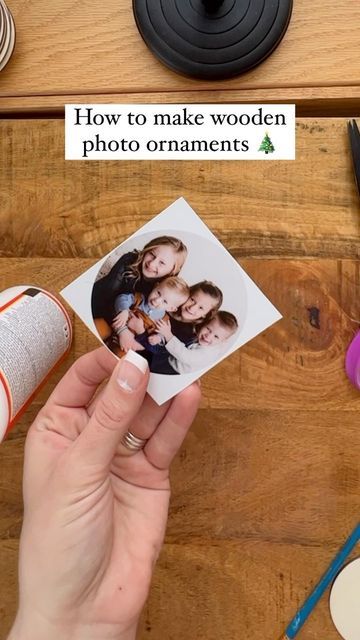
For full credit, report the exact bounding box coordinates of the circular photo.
[91,229,247,376]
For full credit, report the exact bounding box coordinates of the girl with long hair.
[91,236,188,325]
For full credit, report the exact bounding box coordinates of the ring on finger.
[121,430,148,452]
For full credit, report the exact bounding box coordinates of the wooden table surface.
[1,3,360,636]
[0,0,360,112]
[1,118,360,639]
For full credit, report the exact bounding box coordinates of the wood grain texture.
[1,112,360,639]
[1,119,360,260]
[0,1,359,110]
[1,254,360,638]
[1,257,360,413]
[139,539,360,640]
[0,541,18,638]
[2,87,360,117]
[2,401,360,639]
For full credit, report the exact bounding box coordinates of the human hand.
[148,334,162,346]
[119,328,138,353]
[8,348,201,640]
[127,315,145,335]
[155,319,173,343]
[112,310,129,333]
[130,340,145,352]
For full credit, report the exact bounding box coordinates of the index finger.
[48,347,117,408]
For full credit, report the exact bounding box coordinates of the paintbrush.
[277,522,360,639]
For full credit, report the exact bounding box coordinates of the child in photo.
[155,310,238,374]
[61,198,282,406]
[112,276,190,352]
[91,236,188,325]
[149,281,223,375]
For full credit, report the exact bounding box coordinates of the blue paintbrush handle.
[284,523,360,639]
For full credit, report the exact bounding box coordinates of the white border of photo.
[60,198,282,404]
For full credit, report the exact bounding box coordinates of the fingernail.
[117,350,148,392]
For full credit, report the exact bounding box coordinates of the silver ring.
[121,431,148,452]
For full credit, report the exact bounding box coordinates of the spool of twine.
[0,0,15,72]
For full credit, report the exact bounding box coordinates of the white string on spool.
[0,0,15,72]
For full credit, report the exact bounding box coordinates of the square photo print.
[61,198,282,404]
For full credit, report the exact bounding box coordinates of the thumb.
[71,350,149,471]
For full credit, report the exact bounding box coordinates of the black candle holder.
[133,0,293,80]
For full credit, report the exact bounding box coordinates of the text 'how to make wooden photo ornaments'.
[133,0,293,80]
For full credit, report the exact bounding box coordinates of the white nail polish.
[117,350,148,392]
[123,350,148,374]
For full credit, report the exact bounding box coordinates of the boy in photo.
[155,310,238,374]
[111,276,190,352]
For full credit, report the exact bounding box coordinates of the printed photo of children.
[91,233,240,376]
[155,310,238,375]
[61,198,281,404]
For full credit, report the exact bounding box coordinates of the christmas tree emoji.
[258,132,275,154]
